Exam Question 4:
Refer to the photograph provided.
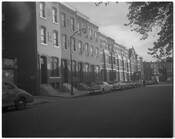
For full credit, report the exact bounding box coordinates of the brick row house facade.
[143,57,173,82]
[3,2,144,95]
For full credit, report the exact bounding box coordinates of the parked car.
[129,81,137,88]
[2,82,34,110]
[146,80,156,85]
[166,77,173,83]
[111,81,121,90]
[134,80,143,87]
[112,81,128,90]
[88,81,113,94]
[123,81,133,88]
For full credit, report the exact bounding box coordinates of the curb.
[37,93,90,98]
[34,91,90,99]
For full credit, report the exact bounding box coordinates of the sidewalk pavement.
[32,91,89,106]
[32,82,173,106]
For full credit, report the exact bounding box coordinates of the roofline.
[60,2,77,12]
[62,2,98,28]
[98,32,109,39]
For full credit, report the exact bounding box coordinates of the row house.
[59,3,101,87]
[3,2,144,95]
[143,57,173,82]
[3,2,63,95]
[36,2,62,92]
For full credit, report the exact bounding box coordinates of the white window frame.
[70,17,75,31]
[78,41,83,54]
[39,2,46,19]
[53,31,59,47]
[62,35,67,49]
[52,7,58,23]
[77,22,81,35]
[71,37,76,51]
[89,28,92,40]
[61,13,66,27]
[40,26,47,45]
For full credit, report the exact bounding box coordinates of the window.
[53,31,58,47]
[90,45,93,56]
[84,25,88,37]
[109,56,111,64]
[52,7,57,23]
[89,28,92,40]
[77,22,81,35]
[85,43,89,55]
[40,26,46,44]
[95,31,98,42]
[61,13,66,27]
[70,18,75,31]
[108,44,110,51]
[72,61,76,77]
[62,35,67,49]
[71,37,76,51]
[51,57,59,77]
[39,2,46,18]
[78,41,83,55]
[96,47,99,57]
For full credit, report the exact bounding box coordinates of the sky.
[69,2,159,62]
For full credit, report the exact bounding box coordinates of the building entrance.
[40,56,47,84]
[62,59,68,83]
[78,62,83,83]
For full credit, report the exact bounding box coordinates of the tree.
[95,2,173,59]
[126,2,173,59]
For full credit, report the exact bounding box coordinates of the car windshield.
[114,81,121,83]
[3,82,15,89]
[103,82,108,85]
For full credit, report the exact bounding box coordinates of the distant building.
[143,57,173,82]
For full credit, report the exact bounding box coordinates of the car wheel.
[109,89,112,93]
[102,88,105,94]
[16,97,26,110]
[2,107,8,112]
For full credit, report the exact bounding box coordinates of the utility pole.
[103,49,106,81]
[111,46,114,82]
[69,28,86,95]
[70,36,73,95]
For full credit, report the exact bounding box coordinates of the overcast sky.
[69,2,159,62]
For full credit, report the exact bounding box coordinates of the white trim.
[40,16,47,20]
[53,21,59,25]
[50,77,61,79]
[40,43,48,46]
[53,45,59,48]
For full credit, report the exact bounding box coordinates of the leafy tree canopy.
[126,2,173,59]
[95,2,173,59]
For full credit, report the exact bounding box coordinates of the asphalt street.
[2,84,173,137]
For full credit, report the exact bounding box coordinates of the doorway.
[62,59,68,83]
[40,56,47,84]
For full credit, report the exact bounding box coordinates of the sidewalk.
[32,91,89,106]
[46,90,89,98]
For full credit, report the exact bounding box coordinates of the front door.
[78,62,83,83]
[62,60,68,83]
[40,56,47,84]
